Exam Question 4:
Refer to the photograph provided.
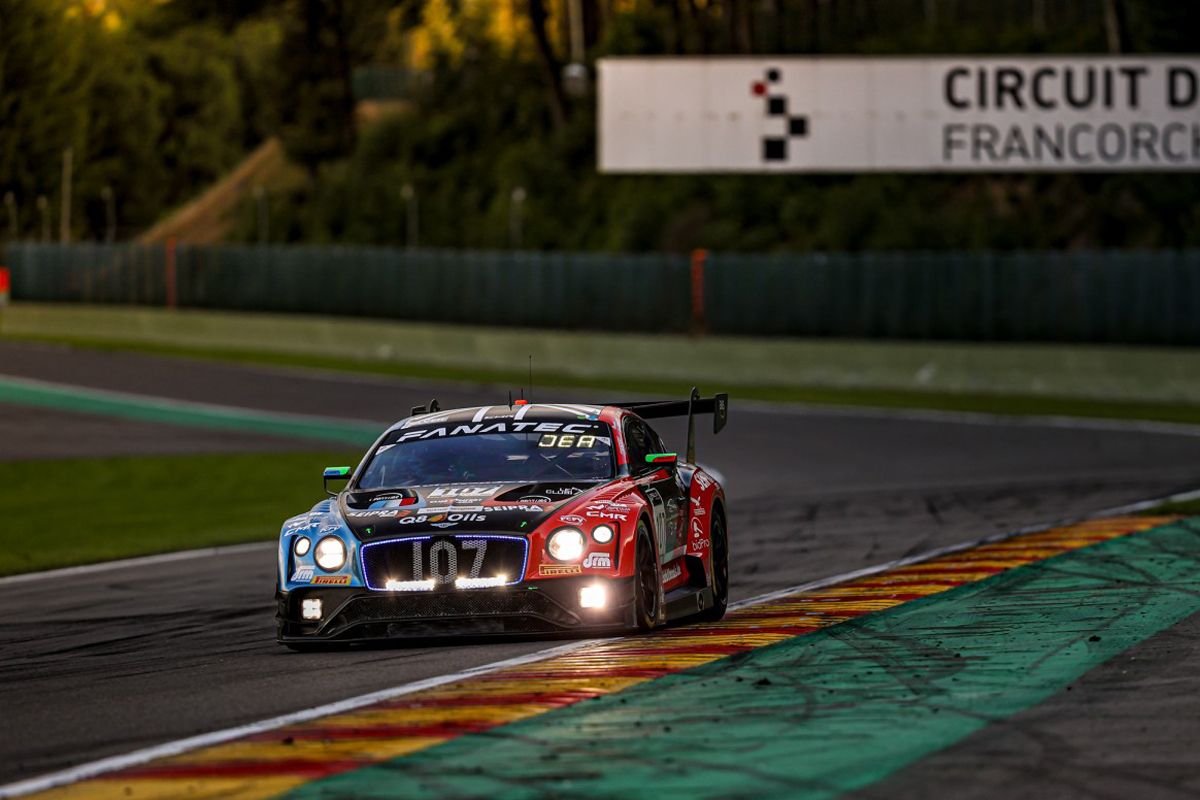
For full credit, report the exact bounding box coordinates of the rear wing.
[610,388,728,464]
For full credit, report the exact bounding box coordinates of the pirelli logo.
[539,564,582,576]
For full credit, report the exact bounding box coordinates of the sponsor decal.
[538,433,603,449]
[290,568,314,583]
[395,421,602,443]
[584,500,635,522]
[583,552,612,569]
[318,524,341,534]
[394,512,489,526]
[690,496,706,516]
[691,517,704,539]
[312,575,351,585]
[561,514,585,525]
[661,563,683,583]
[539,564,582,576]
[520,495,552,503]
[487,504,545,513]
[346,510,394,519]
[428,486,502,499]
[692,471,714,491]
[546,486,582,496]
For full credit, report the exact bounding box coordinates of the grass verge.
[10,331,1200,427]
[0,450,357,576]
[1139,497,1200,517]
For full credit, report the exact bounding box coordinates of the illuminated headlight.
[314,536,346,571]
[592,525,614,544]
[547,528,585,562]
[579,584,607,609]
[301,598,323,620]
[293,536,311,557]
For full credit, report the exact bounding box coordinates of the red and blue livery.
[275,391,729,648]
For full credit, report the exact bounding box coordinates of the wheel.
[633,522,661,631]
[697,510,728,622]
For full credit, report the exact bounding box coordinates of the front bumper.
[277,576,635,643]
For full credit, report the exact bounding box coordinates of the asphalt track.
[2,340,1200,793]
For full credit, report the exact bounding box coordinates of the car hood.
[338,481,601,539]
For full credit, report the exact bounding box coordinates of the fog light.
[301,598,323,620]
[592,525,614,544]
[294,536,311,557]
[579,584,607,609]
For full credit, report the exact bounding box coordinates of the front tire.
[633,522,660,631]
[697,510,728,622]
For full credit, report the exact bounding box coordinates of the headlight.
[293,536,311,557]
[592,525,614,544]
[314,536,346,571]
[547,528,585,562]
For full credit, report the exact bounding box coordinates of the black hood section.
[493,483,591,503]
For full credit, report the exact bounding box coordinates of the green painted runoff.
[286,519,1200,800]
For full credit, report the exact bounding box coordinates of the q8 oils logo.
[751,66,811,163]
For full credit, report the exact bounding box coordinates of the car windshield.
[357,421,615,489]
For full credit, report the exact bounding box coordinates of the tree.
[277,0,390,173]
[525,0,568,127]
[0,0,91,236]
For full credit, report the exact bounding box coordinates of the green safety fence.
[3,243,1199,344]
[704,250,1200,344]
[1,243,691,333]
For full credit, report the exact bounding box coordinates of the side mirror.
[645,453,678,466]
[323,466,351,497]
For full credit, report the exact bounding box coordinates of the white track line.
[3,486,1198,798]
[0,638,609,799]
[729,485,1200,611]
[0,542,276,588]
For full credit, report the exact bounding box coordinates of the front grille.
[359,534,528,591]
[326,589,580,632]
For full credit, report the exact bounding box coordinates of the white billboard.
[598,57,1200,172]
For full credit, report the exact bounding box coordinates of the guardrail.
[3,242,1199,344]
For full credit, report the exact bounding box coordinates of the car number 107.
[411,539,488,584]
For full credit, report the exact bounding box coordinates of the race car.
[275,390,729,648]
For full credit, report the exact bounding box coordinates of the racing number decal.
[410,539,488,584]
[462,539,487,578]
[645,487,668,558]
[429,541,457,584]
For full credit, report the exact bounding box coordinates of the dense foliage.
[2,0,1197,250]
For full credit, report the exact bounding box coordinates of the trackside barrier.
[2,243,1200,344]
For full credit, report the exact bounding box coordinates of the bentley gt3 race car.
[276,391,728,647]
